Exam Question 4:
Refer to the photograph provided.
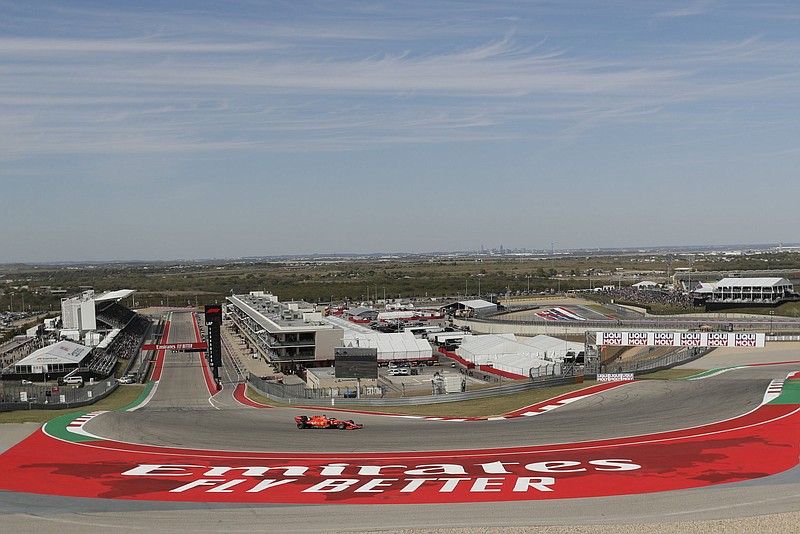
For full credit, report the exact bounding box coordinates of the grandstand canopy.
[95,289,136,302]
[715,277,790,288]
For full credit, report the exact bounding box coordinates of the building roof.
[693,282,716,294]
[228,294,336,332]
[94,289,136,302]
[15,340,92,367]
[715,277,791,288]
[460,299,498,310]
[346,306,376,317]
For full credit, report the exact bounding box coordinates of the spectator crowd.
[598,286,696,310]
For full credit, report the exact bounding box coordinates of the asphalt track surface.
[1,310,800,533]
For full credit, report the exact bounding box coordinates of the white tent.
[377,310,417,321]
[520,335,584,362]
[493,354,561,379]
[458,334,563,378]
[342,331,432,362]
[7,340,91,374]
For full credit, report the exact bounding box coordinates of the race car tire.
[297,422,305,429]
[337,422,346,430]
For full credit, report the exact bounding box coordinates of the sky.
[1,1,799,263]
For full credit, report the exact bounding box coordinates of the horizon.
[2,241,798,267]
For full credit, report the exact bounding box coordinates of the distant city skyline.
[2,242,797,267]
[2,2,800,263]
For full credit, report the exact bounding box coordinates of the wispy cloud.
[1,1,799,160]
[655,0,719,19]
[0,37,279,54]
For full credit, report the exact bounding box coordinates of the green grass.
[0,385,145,424]
[635,369,706,380]
[247,381,600,418]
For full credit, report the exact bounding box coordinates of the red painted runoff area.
[0,402,798,504]
[233,383,273,408]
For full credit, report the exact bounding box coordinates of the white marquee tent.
[457,334,562,378]
[342,331,433,363]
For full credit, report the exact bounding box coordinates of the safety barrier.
[0,378,119,412]
[247,372,579,407]
[600,346,712,374]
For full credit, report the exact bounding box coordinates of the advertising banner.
[596,331,765,348]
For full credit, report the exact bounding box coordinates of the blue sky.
[2,1,799,262]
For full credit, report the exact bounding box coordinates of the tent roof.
[460,299,497,310]
[16,340,92,366]
[493,353,553,369]
[459,334,538,357]
[521,334,584,353]
[343,331,431,355]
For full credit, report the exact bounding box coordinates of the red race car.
[295,414,363,430]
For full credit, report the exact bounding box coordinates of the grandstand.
[1,289,152,383]
[81,310,150,378]
[702,277,800,310]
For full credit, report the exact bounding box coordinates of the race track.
[1,310,799,533]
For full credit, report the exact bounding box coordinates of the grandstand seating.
[85,314,151,376]
[96,302,136,329]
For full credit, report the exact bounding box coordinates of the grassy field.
[0,384,145,424]
[3,250,799,322]
[635,369,706,380]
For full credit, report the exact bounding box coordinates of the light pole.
[526,275,531,294]
[769,310,775,335]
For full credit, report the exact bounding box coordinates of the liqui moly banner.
[596,331,765,348]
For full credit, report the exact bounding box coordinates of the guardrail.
[598,346,712,375]
[248,372,579,407]
[0,377,119,412]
